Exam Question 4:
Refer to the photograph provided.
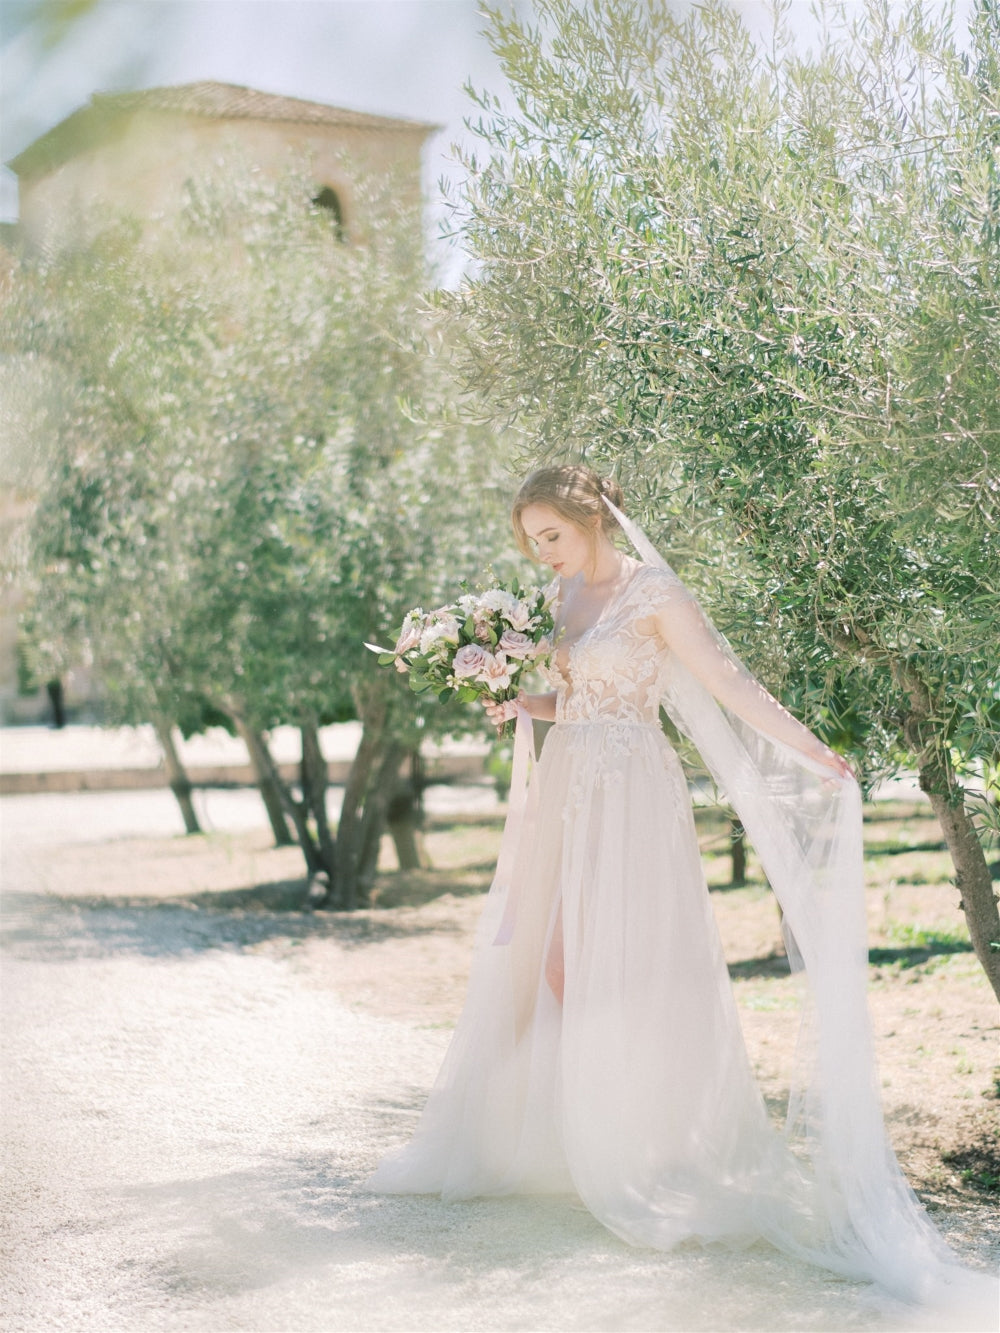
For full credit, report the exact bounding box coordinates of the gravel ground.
[1,791,997,1333]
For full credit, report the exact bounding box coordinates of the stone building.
[1,82,437,722]
[10,80,436,246]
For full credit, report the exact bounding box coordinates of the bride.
[368,465,992,1312]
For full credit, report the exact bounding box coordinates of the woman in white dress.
[369,466,991,1312]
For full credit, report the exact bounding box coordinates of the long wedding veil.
[603,497,996,1313]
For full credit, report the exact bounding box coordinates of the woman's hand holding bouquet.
[367,581,554,737]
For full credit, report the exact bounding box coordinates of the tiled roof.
[9,82,439,178]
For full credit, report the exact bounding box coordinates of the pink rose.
[477,651,514,692]
[394,622,421,656]
[393,620,421,673]
[474,617,492,643]
[498,629,533,660]
[453,643,489,679]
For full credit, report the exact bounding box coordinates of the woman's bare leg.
[545,903,565,1004]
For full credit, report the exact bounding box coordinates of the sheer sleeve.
[642,568,822,762]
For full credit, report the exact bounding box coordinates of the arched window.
[312,186,344,241]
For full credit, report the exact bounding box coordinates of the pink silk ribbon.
[492,702,536,946]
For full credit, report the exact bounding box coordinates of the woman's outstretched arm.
[650,598,853,780]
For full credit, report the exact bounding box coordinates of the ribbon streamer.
[491,702,536,946]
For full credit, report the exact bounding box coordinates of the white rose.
[434,612,461,644]
[420,615,460,655]
[479,589,519,616]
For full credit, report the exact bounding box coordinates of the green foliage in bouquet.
[370,579,554,728]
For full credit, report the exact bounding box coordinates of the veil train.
[603,496,995,1310]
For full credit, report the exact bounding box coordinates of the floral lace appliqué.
[553,566,679,728]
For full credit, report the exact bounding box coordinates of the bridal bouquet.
[367,580,554,736]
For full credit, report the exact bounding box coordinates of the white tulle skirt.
[367,717,1000,1320]
[369,721,820,1249]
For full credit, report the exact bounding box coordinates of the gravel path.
[1,794,996,1332]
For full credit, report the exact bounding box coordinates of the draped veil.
[603,497,994,1310]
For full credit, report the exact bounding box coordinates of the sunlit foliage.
[3,157,513,905]
[447,0,1000,990]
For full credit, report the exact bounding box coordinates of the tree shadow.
[942,1132,1000,1197]
[0,888,467,964]
[864,840,947,857]
[727,952,792,980]
[867,938,974,969]
[371,864,493,910]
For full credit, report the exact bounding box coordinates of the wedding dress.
[368,504,995,1315]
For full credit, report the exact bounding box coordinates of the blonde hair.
[512,465,625,560]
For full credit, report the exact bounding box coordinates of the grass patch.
[942,1133,1000,1197]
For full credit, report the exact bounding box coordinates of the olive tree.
[447,0,1000,994]
[3,158,512,906]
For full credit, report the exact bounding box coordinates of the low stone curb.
[0,752,488,796]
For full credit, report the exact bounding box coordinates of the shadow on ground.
[868,938,975,968]
[0,889,468,963]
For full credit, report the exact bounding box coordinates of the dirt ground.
[3,790,998,1332]
[19,799,999,1214]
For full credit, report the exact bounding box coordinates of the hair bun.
[599,476,625,510]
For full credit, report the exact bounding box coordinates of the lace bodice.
[541,565,691,725]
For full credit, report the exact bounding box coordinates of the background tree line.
[1,160,514,909]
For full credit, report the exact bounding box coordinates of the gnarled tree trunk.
[222,689,412,913]
[231,715,294,848]
[333,686,391,910]
[899,669,1000,1002]
[356,739,408,902]
[920,754,1000,1002]
[729,816,747,887]
[152,715,201,834]
[299,719,338,903]
[388,749,426,872]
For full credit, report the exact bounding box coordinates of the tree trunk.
[729,816,747,887]
[334,701,389,910]
[231,715,294,848]
[356,740,408,903]
[300,720,338,905]
[388,749,425,872]
[332,679,417,910]
[896,664,1000,1001]
[920,756,1000,1003]
[152,716,201,834]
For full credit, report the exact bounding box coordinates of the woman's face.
[519,503,595,579]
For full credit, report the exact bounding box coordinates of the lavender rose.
[498,628,534,660]
[453,643,489,679]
